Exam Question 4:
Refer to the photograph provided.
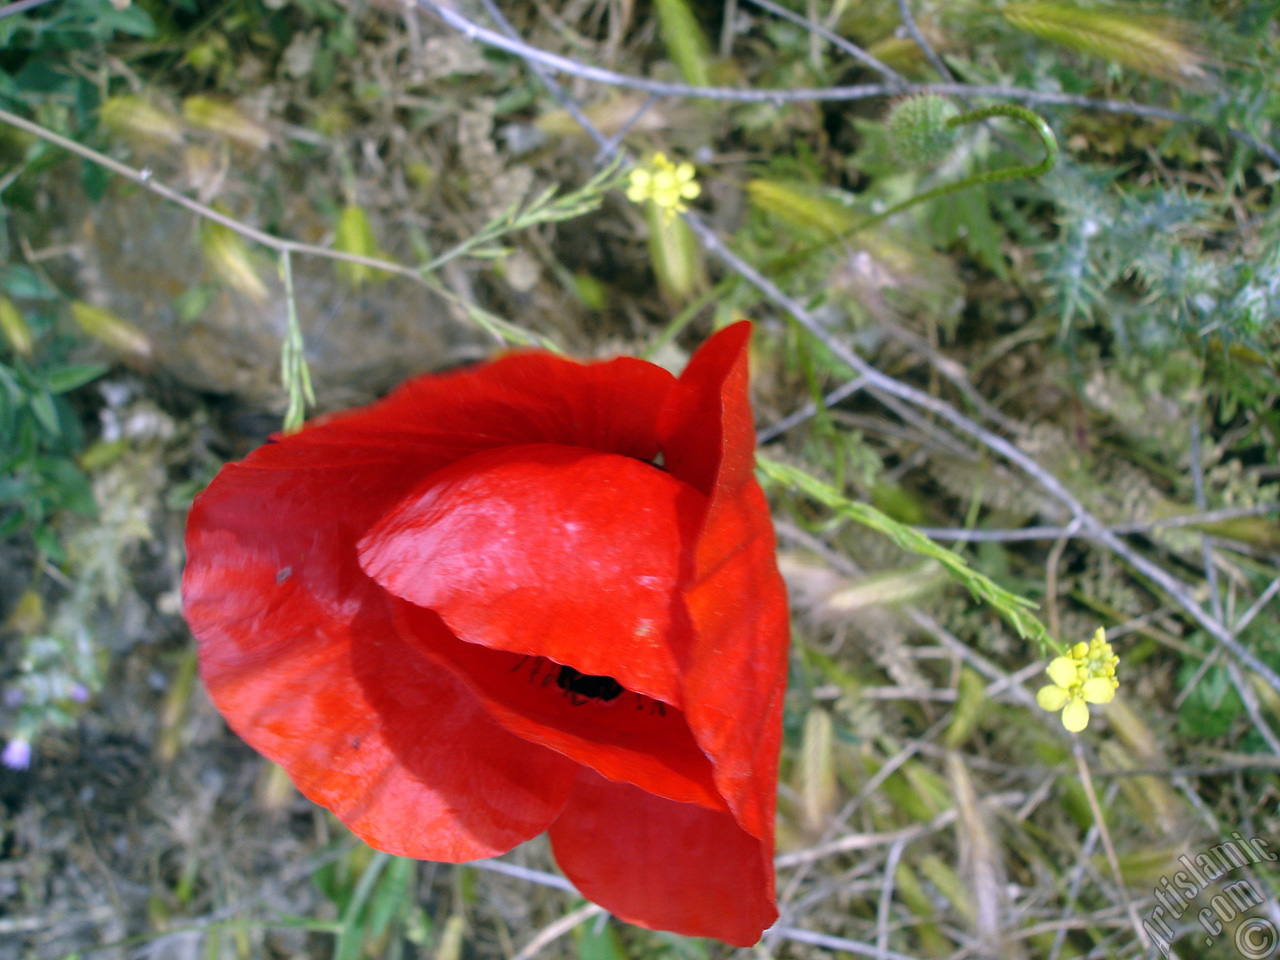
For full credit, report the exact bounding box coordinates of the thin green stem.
[333,851,391,960]
[420,157,626,275]
[855,103,1059,235]
[279,250,314,433]
[643,277,732,359]
[757,452,1064,655]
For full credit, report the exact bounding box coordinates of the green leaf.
[0,362,23,402]
[39,456,96,515]
[2,265,57,301]
[334,205,391,288]
[576,916,627,960]
[333,851,391,960]
[32,522,64,561]
[43,363,106,395]
[73,0,157,38]
[29,388,58,436]
[934,185,1008,279]
[81,157,110,201]
[746,179,862,237]
[358,857,415,953]
[174,284,216,324]
[654,0,712,86]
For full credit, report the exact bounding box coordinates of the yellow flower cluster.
[626,153,701,220]
[1036,628,1119,732]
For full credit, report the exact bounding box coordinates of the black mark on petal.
[556,666,623,703]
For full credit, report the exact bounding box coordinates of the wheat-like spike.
[798,706,837,835]
[1003,2,1209,85]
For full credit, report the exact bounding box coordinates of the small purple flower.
[69,683,90,704]
[2,739,31,770]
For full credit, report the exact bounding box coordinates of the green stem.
[756,452,1065,656]
[855,103,1059,234]
[643,279,732,360]
[279,250,314,433]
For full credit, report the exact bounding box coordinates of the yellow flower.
[1036,628,1119,732]
[626,153,701,220]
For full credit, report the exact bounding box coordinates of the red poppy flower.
[182,322,790,945]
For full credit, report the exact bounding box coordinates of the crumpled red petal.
[548,770,777,946]
[184,453,581,859]
[659,322,791,843]
[387,598,726,811]
[246,351,677,477]
[658,322,757,499]
[183,324,790,946]
[300,353,680,471]
[183,350,676,860]
[358,443,704,707]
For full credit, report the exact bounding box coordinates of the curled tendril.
[860,103,1060,234]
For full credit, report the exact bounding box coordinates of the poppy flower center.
[509,653,658,710]
[556,665,624,702]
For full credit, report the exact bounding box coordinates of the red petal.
[358,443,704,706]
[659,321,756,498]
[679,484,789,840]
[549,770,777,946]
[286,351,676,470]
[184,446,579,860]
[659,322,791,842]
[388,599,726,812]
[183,347,680,856]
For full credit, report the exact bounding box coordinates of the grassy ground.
[1,0,1279,958]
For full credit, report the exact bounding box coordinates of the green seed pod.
[887,94,960,169]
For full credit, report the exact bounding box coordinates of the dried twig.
[412,0,1280,162]
[742,0,905,83]
[1073,742,1152,953]
[511,903,605,960]
[893,0,953,81]
[915,503,1280,542]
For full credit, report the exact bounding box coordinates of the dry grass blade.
[1072,741,1153,953]
[434,914,467,960]
[511,903,606,960]
[946,752,1016,959]
[799,706,838,835]
[1002,2,1210,85]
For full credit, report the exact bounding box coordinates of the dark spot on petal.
[276,566,292,583]
[556,665,623,703]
